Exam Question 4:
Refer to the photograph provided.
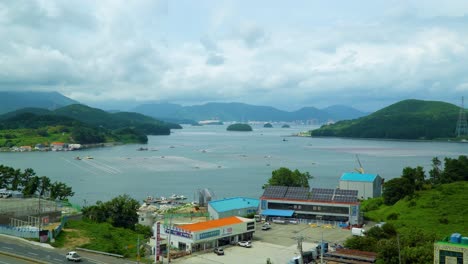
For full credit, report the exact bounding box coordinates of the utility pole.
[320,232,324,264]
[397,233,402,264]
[166,214,173,263]
[296,235,304,264]
[137,235,140,264]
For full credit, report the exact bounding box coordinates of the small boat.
[75,156,81,160]
[85,156,93,160]
[282,138,288,142]
[137,147,148,151]
[170,194,187,200]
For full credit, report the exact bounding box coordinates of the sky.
[1,0,468,111]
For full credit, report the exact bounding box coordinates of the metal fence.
[0,224,39,238]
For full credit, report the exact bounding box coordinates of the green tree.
[263,167,313,189]
[83,194,140,230]
[38,176,51,197]
[23,176,40,196]
[50,181,74,200]
[429,157,442,184]
[401,166,426,192]
[382,177,412,205]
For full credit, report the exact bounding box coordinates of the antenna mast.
[455,96,468,137]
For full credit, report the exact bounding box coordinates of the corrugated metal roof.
[208,197,259,213]
[179,216,247,232]
[340,173,378,182]
[260,209,295,217]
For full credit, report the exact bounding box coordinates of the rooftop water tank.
[450,233,462,243]
[461,237,468,245]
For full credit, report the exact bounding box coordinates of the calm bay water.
[0,125,466,205]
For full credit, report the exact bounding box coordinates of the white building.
[260,186,362,225]
[208,197,259,220]
[161,216,255,252]
[339,173,382,199]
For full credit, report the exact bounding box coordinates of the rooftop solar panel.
[284,187,310,200]
[262,186,288,198]
[335,189,358,196]
[333,196,358,203]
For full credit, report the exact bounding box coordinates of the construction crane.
[354,154,365,174]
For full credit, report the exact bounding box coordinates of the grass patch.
[52,219,149,259]
[363,181,468,238]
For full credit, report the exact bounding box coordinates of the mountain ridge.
[310,99,466,140]
[131,102,368,123]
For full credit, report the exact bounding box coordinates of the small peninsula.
[226,123,253,131]
[310,99,467,140]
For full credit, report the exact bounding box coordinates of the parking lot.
[173,222,353,264]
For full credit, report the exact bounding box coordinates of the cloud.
[206,54,225,66]
[0,1,467,111]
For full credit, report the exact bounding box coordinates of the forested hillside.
[311,99,465,140]
[0,104,180,148]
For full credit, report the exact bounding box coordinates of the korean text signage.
[155,221,161,261]
[165,226,192,239]
[198,230,220,240]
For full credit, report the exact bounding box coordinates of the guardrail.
[75,247,124,258]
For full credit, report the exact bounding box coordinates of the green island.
[311,99,468,140]
[263,123,273,128]
[281,124,290,128]
[0,104,181,150]
[226,123,253,131]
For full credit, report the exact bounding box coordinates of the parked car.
[238,241,252,248]
[214,247,224,255]
[262,225,271,230]
[66,251,81,262]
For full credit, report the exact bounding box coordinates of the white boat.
[169,194,187,200]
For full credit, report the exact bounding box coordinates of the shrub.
[387,212,399,220]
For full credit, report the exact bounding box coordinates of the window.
[247,222,255,231]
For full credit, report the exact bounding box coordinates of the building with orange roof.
[160,216,255,252]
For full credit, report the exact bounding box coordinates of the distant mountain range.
[311,99,466,140]
[0,91,368,123]
[0,91,78,114]
[131,102,368,123]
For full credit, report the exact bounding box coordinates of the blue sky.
[0,0,468,111]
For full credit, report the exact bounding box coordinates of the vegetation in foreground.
[52,219,151,259]
[0,165,73,200]
[346,155,468,264]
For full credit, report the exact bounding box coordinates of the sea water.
[0,125,466,205]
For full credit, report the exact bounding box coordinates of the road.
[0,253,35,264]
[0,235,138,264]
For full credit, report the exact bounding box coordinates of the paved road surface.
[0,253,34,264]
[0,235,137,264]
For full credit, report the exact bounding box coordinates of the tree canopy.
[82,194,140,230]
[382,155,467,205]
[263,167,313,189]
[0,165,74,200]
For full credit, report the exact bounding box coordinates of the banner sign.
[198,230,220,240]
[165,227,192,239]
[155,221,161,261]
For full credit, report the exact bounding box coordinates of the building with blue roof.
[208,197,260,220]
[339,172,382,199]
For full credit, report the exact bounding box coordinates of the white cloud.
[0,0,467,111]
